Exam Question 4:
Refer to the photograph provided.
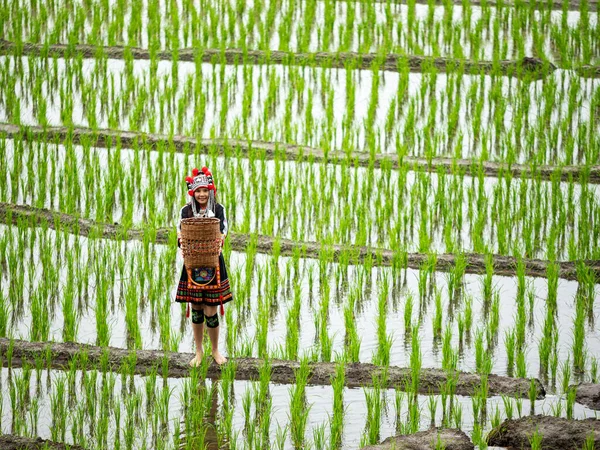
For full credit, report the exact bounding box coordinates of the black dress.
[175,201,233,307]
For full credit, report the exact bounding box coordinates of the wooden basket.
[180,217,222,269]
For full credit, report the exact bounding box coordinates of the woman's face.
[194,188,210,205]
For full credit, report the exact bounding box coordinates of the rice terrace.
[0,0,600,447]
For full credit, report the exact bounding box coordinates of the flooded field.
[0,0,599,448]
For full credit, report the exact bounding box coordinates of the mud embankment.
[0,338,545,398]
[2,124,599,183]
[0,40,562,78]
[572,383,600,410]
[1,202,599,282]
[0,435,86,450]
[487,415,600,449]
[361,427,473,450]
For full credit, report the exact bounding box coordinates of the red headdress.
[185,166,216,197]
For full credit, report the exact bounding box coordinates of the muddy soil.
[362,427,473,450]
[1,202,598,282]
[487,415,600,449]
[2,124,599,184]
[572,383,600,410]
[0,338,545,398]
[0,40,559,78]
[0,435,86,450]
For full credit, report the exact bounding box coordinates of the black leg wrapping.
[191,308,205,324]
[205,313,219,328]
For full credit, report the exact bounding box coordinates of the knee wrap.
[191,308,205,324]
[205,313,219,329]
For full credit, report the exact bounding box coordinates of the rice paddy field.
[0,0,599,448]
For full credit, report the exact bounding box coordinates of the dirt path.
[2,124,598,183]
[487,415,600,449]
[0,338,544,398]
[1,202,598,281]
[0,40,561,78]
[0,435,86,450]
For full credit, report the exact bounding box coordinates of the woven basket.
[180,217,222,269]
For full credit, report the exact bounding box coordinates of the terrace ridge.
[2,123,599,183]
[0,39,570,78]
[0,337,545,398]
[1,202,598,281]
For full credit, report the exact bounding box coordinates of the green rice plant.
[491,405,501,428]
[441,326,457,372]
[504,328,516,376]
[529,427,543,450]
[502,395,514,420]
[515,396,524,418]
[404,293,414,332]
[343,287,361,363]
[566,386,576,419]
[448,252,467,301]
[529,378,538,412]
[410,325,422,394]
[546,262,559,310]
[471,423,484,447]
[50,375,67,442]
[572,294,587,373]
[289,357,311,448]
[330,360,345,448]
[312,422,326,450]
[549,399,563,417]
[375,279,392,367]
[452,402,462,430]
[561,357,572,394]
[474,329,485,374]
[464,296,473,335]
[364,377,382,445]
[516,347,527,379]
[275,424,288,450]
[432,288,443,338]
[428,395,438,427]
[487,292,500,345]
[582,432,596,450]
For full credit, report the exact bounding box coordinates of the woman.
[176,166,233,366]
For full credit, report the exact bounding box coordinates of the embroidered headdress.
[185,167,216,196]
[185,166,217,216]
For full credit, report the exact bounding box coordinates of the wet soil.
[0,435,86,450]
[572,383,600,410]
[1,201,599,282]
[487,415,600,449]
[361,427,473,449]
[0,338,545,398]
[2,124,599,184]
[0,40,560,78]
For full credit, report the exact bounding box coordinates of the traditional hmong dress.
[175,200,233,307]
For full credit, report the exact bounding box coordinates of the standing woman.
[176,166,233,366]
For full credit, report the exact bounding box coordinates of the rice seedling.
[363,375,382,445]
[289,357,311,448]
[529,427,543,450]
[1,0,599,446]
